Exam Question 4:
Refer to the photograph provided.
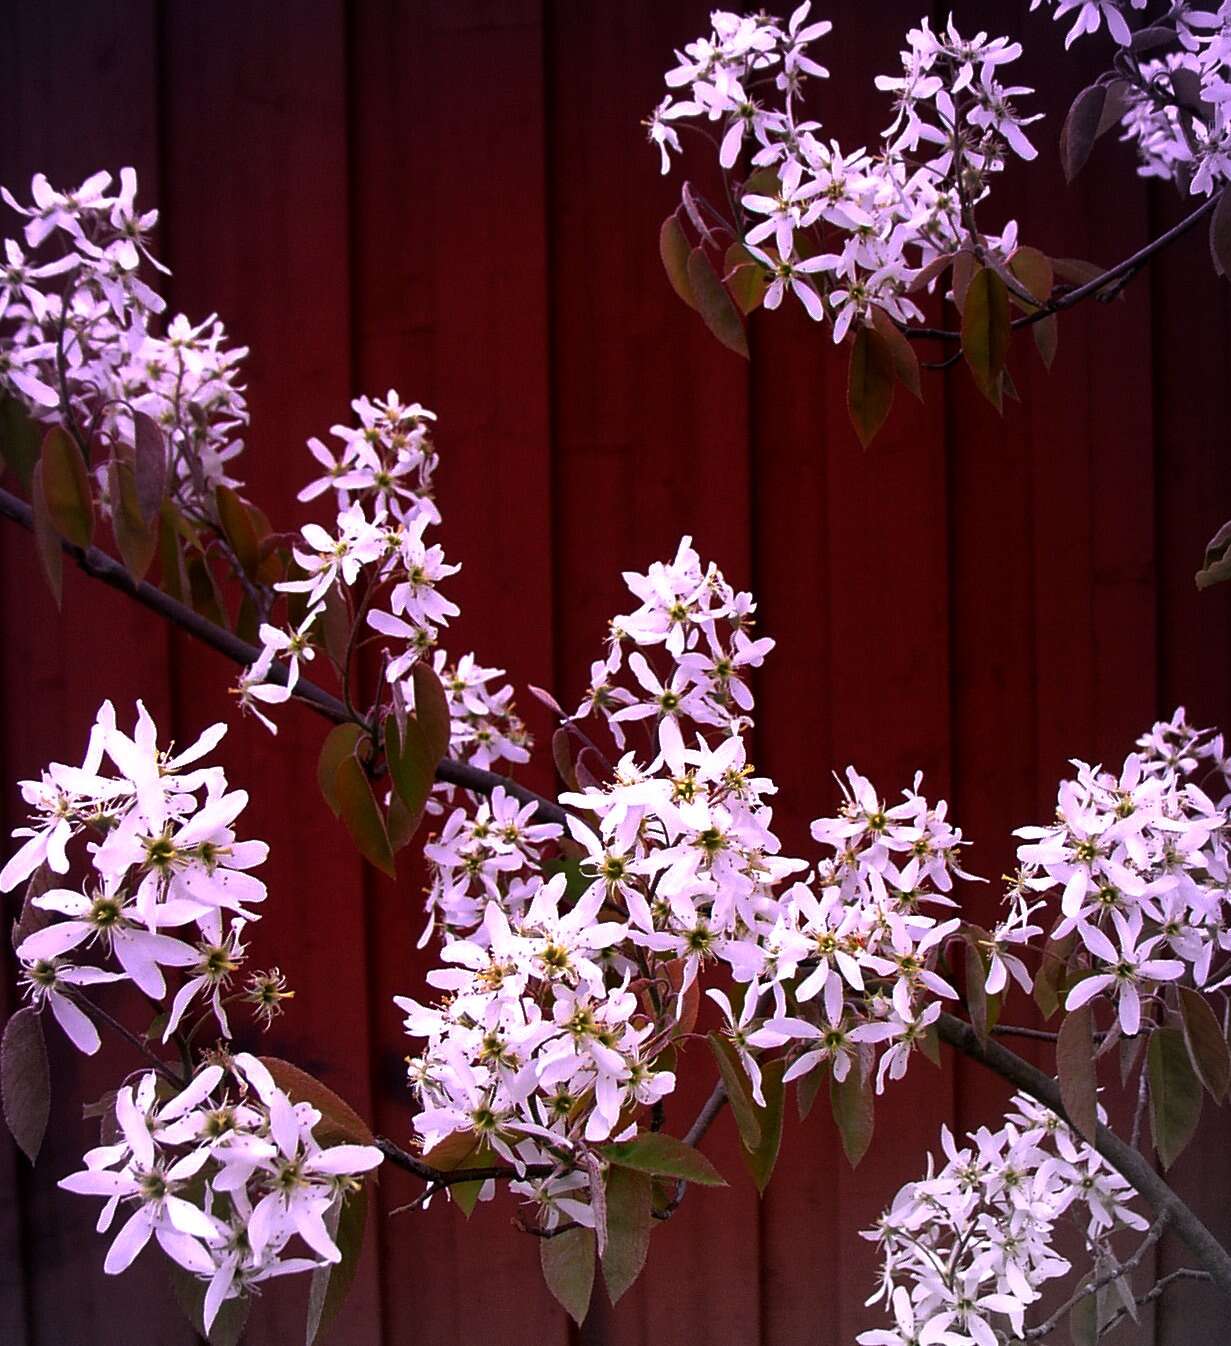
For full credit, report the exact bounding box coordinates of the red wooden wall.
[3,2,1231,1343]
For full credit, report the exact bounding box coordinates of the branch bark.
[936,1011,1231,1302]
[0,485,567,826]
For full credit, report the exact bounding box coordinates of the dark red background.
[3,2,1231,1342]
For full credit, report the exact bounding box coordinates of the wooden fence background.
[3,2,1231,1342]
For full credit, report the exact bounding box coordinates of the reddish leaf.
[830,1054,875,1168]
[333,752,396,878]
[1177,985,1230,1102]
[41,425,93,548]
[1060,84,1108,182]
[1008,246,1054,309]
[724,243,767,315]
[541,1226,595,1326]
[659,213,697,311]
[1057,1004,1098,1140]
[686,247,749,358]
[870,305,921,399]
[317,723,367,817]
[157,501,191,604]
[131,412,167,522]
[258,1056,374,1146]
[847,325,896,447]
[1,1007,50,1163]
[601,1166,652,1305]
[551,728,578,791]
[216,484,261,577]
[1211,188,1231,279]
[1148,1026,1203,1169]
[30,461,63,608]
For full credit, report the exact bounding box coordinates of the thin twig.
[1097,1267,1211,1337]
[0,485,568,826]
[71,991,186,1087]
[936,1011,1231,1302]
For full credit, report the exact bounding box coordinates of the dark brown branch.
[904,191,1220,343]
[373,1136,554,1186]
[936,1011,1231,1302]
[0,485,567,826]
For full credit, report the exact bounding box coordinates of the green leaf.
[385,714,434,827]
[601,1165,652,1305]
[1,1007,50,1163]
[686,247,749,359]
[41,425,93,548]
[707,1033,761,1150]
[1057,1004,1098,1141]
[599,1132,726,1187]
[30,461,63,609]
[317,723,367,817]
[108,458,158,582]
[0,395,41,488]
[131,412,167,523]
[157,501,190,604]
[1177,986,1230,1102]
[186,552,228,628]
[1148,1025,1204,1169]
[830,1056,875,1168]
[333,752,396,878]
[1033,313,1059,370]
[216,484,261,578]
[961,267,1011,411]
[743,1057,785,1194]
[259,1056,375,1146]
[846,325,896,447]
[1069,1283,1098,1346]
[724,243,767,315]
[541,1225,595,1326]
[411,660,451,763]
[305,1188,367,1345]
[659,213,697,311]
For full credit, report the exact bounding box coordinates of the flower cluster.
[571,534,774,747]
[1,701,278,1054]
[0,170,248,512]
[59,1055,381,1333]
[1013,707,1231,1037]
[862,1092,1147,1346]
[236,398,532,782]
[1034,0,1231,196]
[650,8,1040,338]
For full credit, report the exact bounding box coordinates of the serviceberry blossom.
[651,8,1041,340]
[0,171,249,514]
[2,701,271,1052]
[58,1055,381,1333]
[1034,0,1231,197]
[1014,712,1231,1034]
[862,1092,1147,1346]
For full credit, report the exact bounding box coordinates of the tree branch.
[0,485,567,826]
[904,191,1220,343]
[936,1011,1231,1302]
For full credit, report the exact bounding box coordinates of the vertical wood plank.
[0,3,183,1342]
[548,3,759,1341]
[158,3,382,1341]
